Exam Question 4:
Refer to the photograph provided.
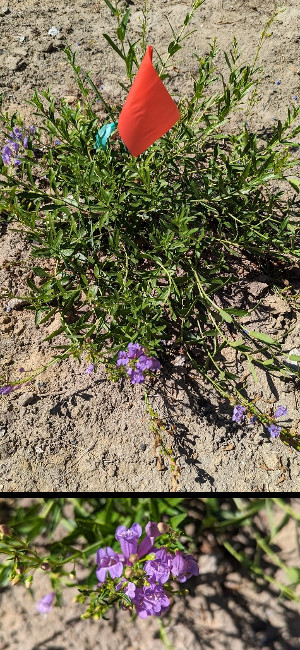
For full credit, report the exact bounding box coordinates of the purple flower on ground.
[115,523,142,560]
[29,125,36,135]
[293,95,297,101]
[267,423,281,439]
[8,139,20,154]
[250,415,257,424]
[136,355,161,372]
[14,158,22,166]
[138,521,161,558]
[116,350,129,367]
[276,80,281,85]
[2,144,14,165]
[127,342,144,359]
[96,547,124,582]
[85,363,95,375]
[232,404,246,423]
[23,134,28,149]
[171,550,199,583]
[36,592,55,614]
[12,127,23,141]
[0,385,14,395]
[19,368,25,373]
[274,405,287,418]
[126,368,145,384]
[126,582,170,619]
[144,548,171,585]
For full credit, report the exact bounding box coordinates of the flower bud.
[41,562,50,571]
[157,522,169,534]
[16,564,25,576]
[25,576,33,588]
[128,553,139,564]
[124,567,134,579]
[11,576,20,585]
[0,524,12,537]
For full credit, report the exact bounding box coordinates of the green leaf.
[103,34,126,61]
[287,177,300,193]
[169,513,187,529]
[247,330,279,346]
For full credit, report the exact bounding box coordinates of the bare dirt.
[0,0,300,492]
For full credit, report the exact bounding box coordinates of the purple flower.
[123,581,136,599]
[29,125,36,135]
[0,385,14,395]
[116,350,129,367]
[171,551,199,583]
[19,368,25,373]
[127,582,170,619]
[115,523,142,560]
[274,405,287,418]
[293,95,297,101]
[36,592,55,614]
[276,80,281,86]
[126,368,145,384]
[136,355,161,372]
[8,139,20,154]
[14,158,22,166]
[12,127,23,141]
[250,415,257,424]
[2,144,13,165]
[96,547,124,582]
[138,521,161,558]
[23,135,28,149]
[127,343,144,359]
[267,423,281,439]
[232,404,246,423]
[144,548,171,584]
[85,363,95,375]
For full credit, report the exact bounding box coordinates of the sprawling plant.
[0,0,299,471]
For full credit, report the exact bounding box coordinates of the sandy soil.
[0,0,300,492]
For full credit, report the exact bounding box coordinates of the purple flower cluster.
[232,403,288,439]
[1,125,35,166]
[232,404,246,423]
[116,343,161,385]
[95,521,199,619]
[267,404,288,438]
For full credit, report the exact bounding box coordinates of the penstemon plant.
[0,0,300,484]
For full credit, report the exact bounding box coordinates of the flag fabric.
[118,46,181,157]
[95,122,117,151]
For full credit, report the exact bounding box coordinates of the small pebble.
[140,443,146,451]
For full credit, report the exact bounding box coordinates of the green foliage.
[1,497,300,608]
[0,0,299,449]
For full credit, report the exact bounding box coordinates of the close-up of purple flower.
[96,547,124,582]
[116,350,129,366]
[232,404,246,423]
[126,582,170,619]
[267,423,281,439]
[85,363,95,375]
[0,385,14,395]
[171,550,199,583]
[115,523,142,560]
[127,342,144,359]
[274,405,287,418]
[36,592,55,614]
[136,355,161,372]
[1,144,14,165]
[126,368,145,384]
[138,521,161,558]
[144,547,171,584]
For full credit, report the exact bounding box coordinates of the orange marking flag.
[118,46,181,157]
